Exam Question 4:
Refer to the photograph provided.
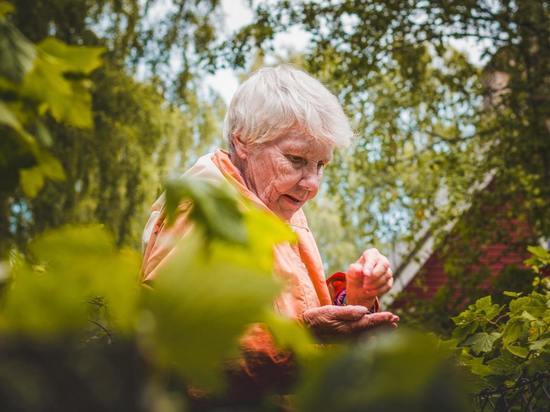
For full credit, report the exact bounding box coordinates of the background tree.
[2,0,227,252]
[224,0,550,328]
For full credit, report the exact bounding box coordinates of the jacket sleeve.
[140,202,193,283]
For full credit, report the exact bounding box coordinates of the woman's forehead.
[275,132,334,158]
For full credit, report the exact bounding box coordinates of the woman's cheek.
[275,163,302,191]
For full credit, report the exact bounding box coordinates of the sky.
[205,0,312,103]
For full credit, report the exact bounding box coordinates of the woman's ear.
[232,133,248,159]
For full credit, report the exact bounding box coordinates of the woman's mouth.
[282,194,302,205]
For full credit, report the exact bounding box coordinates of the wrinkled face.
[237,130,334,220]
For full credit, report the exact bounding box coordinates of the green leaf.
[529,337,550,351]
[1,225,141,336]
[263,310,318,358]
[18,38,102,128]
[0,100,22,131]
[510,296,546,317]
[0,19,36,82]
[520,310,537,322]
[506,345,528,359]
[165,177,248,245]
[460,350,493,377]
[464,332,500,355]
[38,38,104,74]
[19,166,44,197]
[475,296,492,309]
[0,1,14,17]
[21,53,92,127]
[527,246,550,261]
[143,206,287,390]
[503,291,522,298]
[0,0,15,17]
[502,318,525,346]
[486,351,521,375]
[296,330,460,411]
[19,151,65,197]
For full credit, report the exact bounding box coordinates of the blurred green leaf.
[0,101,23,133]
[21,52,90,127]
[143,227,281,390]
[529,337,550,352]
[165,177,247,244]
[38,38,103,74]
[263,310,317,358]
[19,151,65,197]
[0,1,14,17]
[0,225,141,336]
[296,330,468,412]
[0,18,35,83]
[142,194,294,390]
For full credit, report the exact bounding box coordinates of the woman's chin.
[271,197,303,221]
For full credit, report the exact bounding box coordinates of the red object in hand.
[326,272,346,303]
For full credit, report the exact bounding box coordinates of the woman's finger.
[330,305,371,321]
[364,269,391,289]
[350,311,399,332]
[359,248,379,275]
[346,262,363,289]
[372,257,389,278]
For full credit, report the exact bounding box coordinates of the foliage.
[10,0,224,101]
[0,0,548,410]
[295,330,470,412]
[0,177,475,411]
[0,179,297,404]
[164,177,248,245]
[0,0,104,247]
[1,0,227,253]
[449,246,550,410]
[0,225,140,336]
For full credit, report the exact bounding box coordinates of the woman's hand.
[346,248,393,308]
[302,305,399,341]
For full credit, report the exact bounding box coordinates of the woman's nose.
[298,167,321,193]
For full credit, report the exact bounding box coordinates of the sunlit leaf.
[143,227,281,390]
[19,151,65,197]
[38,38,104,74]
[263,310,318,358]
[165,177,247,244]
[1,225,141,336]
[0,101,22,132]
[0,1,14,17]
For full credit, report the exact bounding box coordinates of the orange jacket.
[141,150,334,313]
[140,150,344,398]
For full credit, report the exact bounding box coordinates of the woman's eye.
[287,155,305,166]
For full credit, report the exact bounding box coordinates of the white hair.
[223,65,354,150]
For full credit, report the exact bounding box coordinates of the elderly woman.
[141,65,398,399]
